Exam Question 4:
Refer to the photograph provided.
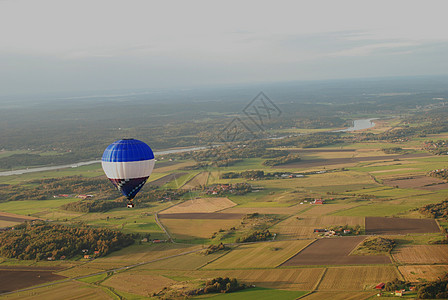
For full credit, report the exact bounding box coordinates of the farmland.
[0,269,65,293]
[161,197,236,214]
[365,217,440,235]
[2,108,448,299]
[399,265,448,282]
[392,245,448,264]
[202,240,313,269]
[281,237,391,266]
[317,266,400,291]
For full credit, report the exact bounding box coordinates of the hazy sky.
[1,0,447,95]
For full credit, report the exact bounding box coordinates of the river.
[334,118,378,132]
[0,118,377,177]
[0,146,208,177]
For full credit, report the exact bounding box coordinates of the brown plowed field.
[0,270,66,293]
[273,216,363,239]
[159,212,243,219]
[383,175,448,191]
[0,212,40,223]
[365,217,440,235]
[281,236,390,266]
[393,245,448,264]
[147,172,187,187]
[278,153,430,169]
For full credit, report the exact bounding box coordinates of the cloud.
[328,41,420,57]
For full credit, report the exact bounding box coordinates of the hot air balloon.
[101,139,155,208]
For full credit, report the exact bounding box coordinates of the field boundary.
[313,268,328,291]
[196,249,234,270]
[274,239,316,268]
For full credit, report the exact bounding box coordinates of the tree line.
[0,221,134,260]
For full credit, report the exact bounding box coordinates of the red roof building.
[375,282,385,290]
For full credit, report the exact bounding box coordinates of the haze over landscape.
[1,1,448,300]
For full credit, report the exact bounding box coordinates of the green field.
[2,112,448,299]
[204,287,308,300]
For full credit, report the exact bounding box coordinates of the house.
[395,290,405,296]
[314,199,324,205]
[344,229,351,234]
[375,282,385,290]
[47,257,55,261]
[60,256,66,260]
[94,251,100,255]
[77,194,93,200]
[84,255,91,259]
[314,229,326,233]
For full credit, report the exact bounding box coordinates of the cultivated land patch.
[300,204,356,216]
[160,218,242,240]
[1,281,111,300]
[0,269,66,293]
[0,212,40,224]
[273,216,363,240]
[181,172,209,189]
[393,245,448,264]
[383,175,448,191]
[302,291,375,300]
[161,197,236,214]
[202,240,313,269]
[281,236,390,266]
[317,266,399,291]
[196,268,324,290]
[220,205,306,215]
[365,217,440,235]
[135,251,227,271]
[147,172,187,187]
[159,213,243,220]
[102,272,176,297]
[399,265,448,282]
[277,153,430,169]
[86,244,200,269]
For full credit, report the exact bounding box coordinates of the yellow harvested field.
[299,204,356,216]
[0,220,19,227]
[56,266,105,278]
[3,281,111,300]
[153,161,195,173]
[221,205,307,215]
[161,218,241,239]
[87,244,200,267]
[302,291,375,300]
[196,268,324,290]
[135,251,227,270]
[162,197,236,214]
[261,172,375,189]
[181,172,209,189]
[370,168,418,174]
[318,266,400,291]
[103,272,176,296]
[399,265,448,282]
[0,211,40,221]
[393,245,448,264]
[273,216,363,239]
[202,240,314,269]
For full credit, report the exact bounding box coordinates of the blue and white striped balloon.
[101,139,155,202]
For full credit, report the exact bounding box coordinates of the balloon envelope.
[101,139,155,200]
